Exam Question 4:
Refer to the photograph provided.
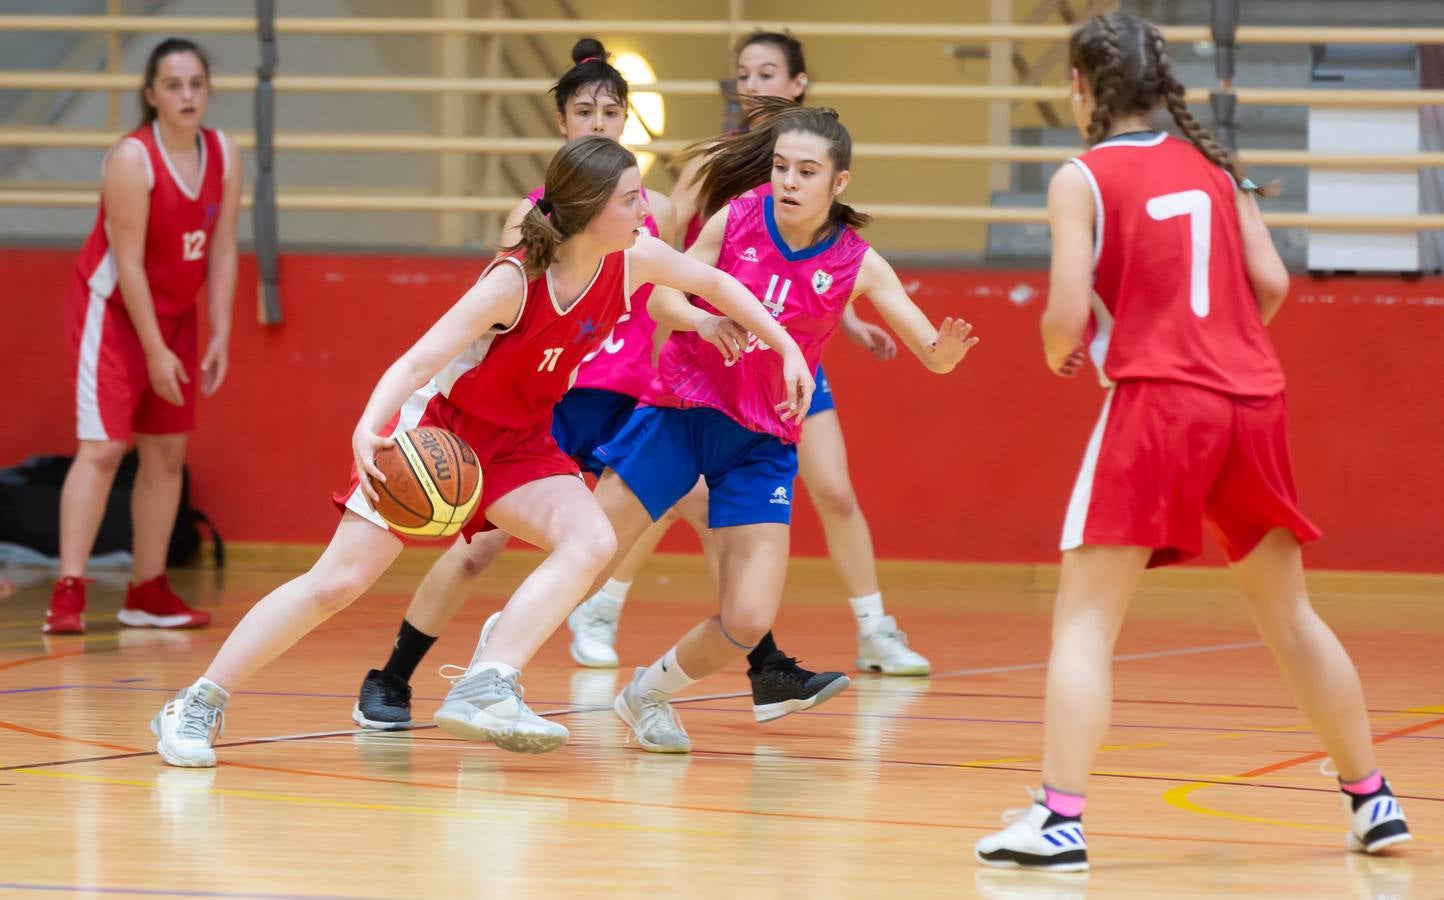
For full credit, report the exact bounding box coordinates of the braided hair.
[1069,13,1266,193]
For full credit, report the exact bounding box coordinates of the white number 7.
[1146,189,1211,318]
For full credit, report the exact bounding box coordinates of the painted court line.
[930,640,1265,678]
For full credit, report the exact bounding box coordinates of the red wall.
[5,248,1442,572]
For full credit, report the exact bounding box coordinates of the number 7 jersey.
[1070,132,1284,397]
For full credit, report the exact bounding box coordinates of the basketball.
[370,426,482,538]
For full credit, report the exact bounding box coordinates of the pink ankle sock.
[1042,786,1086,818]
[1340,771,1384,796]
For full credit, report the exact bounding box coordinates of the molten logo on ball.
[370,426,482,539]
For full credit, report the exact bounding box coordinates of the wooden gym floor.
[0,552,1440,898]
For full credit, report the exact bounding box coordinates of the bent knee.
[811,481,858,520]
[720,609,772,649]
[78,441,128,471]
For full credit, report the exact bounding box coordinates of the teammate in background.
[44,38,241,635]
[348,38,716,731]
[975,13,1410,872]
[150,135,812,767]
[594,100,977,752]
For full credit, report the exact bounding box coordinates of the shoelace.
[577,609,617,642]
[180,699,224,742]
[637,690,682,735]
[1000,787,1047,824]
[438,664,526,704]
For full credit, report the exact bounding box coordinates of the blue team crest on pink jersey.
[811,270,833,294]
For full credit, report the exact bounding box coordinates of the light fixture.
[612,51,664,174]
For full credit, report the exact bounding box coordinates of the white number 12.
[1146,189,1211,318]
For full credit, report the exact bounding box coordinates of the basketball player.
[569,32,934,707]
[150,136,814,767]
[588,101,978,753]
[44,38,241,635]
[975,13,1410,871]
[350,38,718,730]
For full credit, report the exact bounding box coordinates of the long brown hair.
[139,37,211,126]
[1069,13,1265,193]
[504,135,638,280]
[689,96,870,245]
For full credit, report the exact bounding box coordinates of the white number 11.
[1146,189,1211,318]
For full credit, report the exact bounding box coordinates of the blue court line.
[0,884,392,900]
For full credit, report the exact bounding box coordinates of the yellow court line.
[1161,780,1441,842]
[11,767,733,838]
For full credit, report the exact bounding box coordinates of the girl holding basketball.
[348,39,719,731]
[592,100,977,753]
[974,13,1409,871]
[569,32,935,710]
[151,135,813,767]
[44,38,241,635]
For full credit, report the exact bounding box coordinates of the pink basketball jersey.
[525,185,660,399]
[656,192,869,443]
[435,251,631,428]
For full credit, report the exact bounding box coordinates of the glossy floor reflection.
[0,556,1440,898]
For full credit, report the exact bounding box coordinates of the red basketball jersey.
[1071,132,1284,397]
[434,251,631,428]
[72,122,228,317]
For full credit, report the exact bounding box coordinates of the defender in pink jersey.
[976,14,1409,871]
[589,101,978,753]
[575,33,936,720]
[45,39,241,636]
[151,136,811,768]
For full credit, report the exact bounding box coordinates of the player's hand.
[146,346,189,406]
[1054,346,1087,378]
[924,317,979,372]
[351,425,391,506]
[774,351,815,423]
[697,315,748,364]
[200,335,229,397]
[845,317,898,362]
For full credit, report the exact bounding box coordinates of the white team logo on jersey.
[769,486,791,506]
[741,246,759,262]
[811,270,833,294]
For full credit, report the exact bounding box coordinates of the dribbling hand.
[351,425,391,507]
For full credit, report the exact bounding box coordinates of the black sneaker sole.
[975,847,1089,872]
[753,674,852,723]
[352,703,414,731]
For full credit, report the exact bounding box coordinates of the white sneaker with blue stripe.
[975,792,1088,873]
[1345,781,1411,854]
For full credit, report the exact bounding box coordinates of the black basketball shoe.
[748,650,851,723]
[353,668,413,730]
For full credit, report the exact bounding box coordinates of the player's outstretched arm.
[853,248,977,374]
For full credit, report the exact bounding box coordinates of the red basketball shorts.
[67,275,198,442]
[1060,379,1320,567]
[335,386,580,540]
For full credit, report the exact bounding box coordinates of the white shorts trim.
[1060,388,1115,552]
[76,251,120,441]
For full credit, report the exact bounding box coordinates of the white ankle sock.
[637,647,695,697]
[849,592,885,634]
[600,578,632,604]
